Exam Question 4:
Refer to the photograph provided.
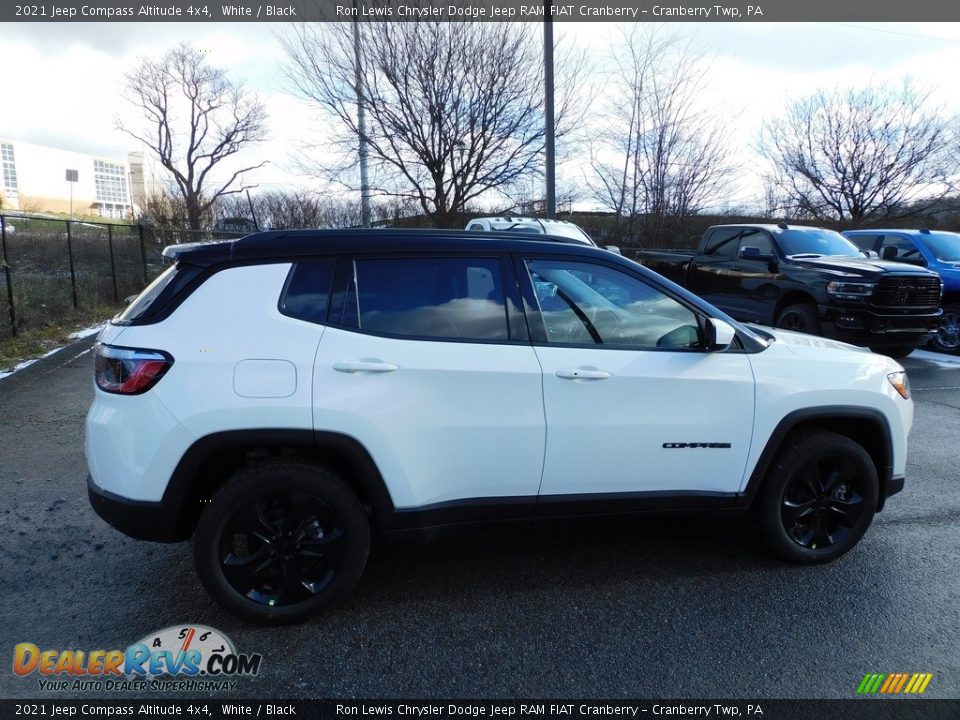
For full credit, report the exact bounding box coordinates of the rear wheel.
[756,430,878,564]
[775,303,822,335]
[929,304,960,354]
[194,461,370,624]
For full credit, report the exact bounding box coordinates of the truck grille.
[871,277,941,309]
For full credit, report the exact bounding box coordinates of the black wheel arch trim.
[161,428,399,535]
[740,406,896,511]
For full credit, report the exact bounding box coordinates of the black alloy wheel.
[195,461,370,624]
[870,345,914,360]
[757,430,878,563]
[775,303,822,335]
[780,454,866,551]
[219,490,345,607]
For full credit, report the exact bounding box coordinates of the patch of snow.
[909,349,960,367]
[0,324,103,382]
[0,347,61,381]
[68,323,104,340]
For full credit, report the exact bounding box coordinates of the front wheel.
[929,305,960,355]
[756,430,878,564]
[775,303,822,335]
[194,461,370,624]
[870,345,914,360]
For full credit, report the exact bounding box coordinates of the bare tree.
[760,83,951,228]
[589,27,731,246]
[118,43,268,231]
[214,189,423,231]
[280,22,583,228]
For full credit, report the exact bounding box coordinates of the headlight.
[827,280,875,300]
[887,371,910,400]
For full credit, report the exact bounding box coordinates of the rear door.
[518,254,756,506]
[311,254,545,513]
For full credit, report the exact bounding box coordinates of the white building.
[0,139,135,218]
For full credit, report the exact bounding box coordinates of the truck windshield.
[543,224,597,246]
[923,232,960,262]
[776,228,862,258]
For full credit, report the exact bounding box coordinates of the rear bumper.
[87,474,188,543]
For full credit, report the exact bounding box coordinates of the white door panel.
[536,347,754,495]
[535,347,756,496]
[313,327,545,509]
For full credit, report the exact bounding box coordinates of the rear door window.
[347,257,511,342]
[703,229,741,258]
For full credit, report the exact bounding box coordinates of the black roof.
[164,228,599,267]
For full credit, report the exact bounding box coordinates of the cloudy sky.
[2,20,959,210]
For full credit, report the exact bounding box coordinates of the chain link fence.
[0,214,237,340]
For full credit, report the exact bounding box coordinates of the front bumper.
[822,306,941,347]
[878,474,905,512]
[87,474,189,543]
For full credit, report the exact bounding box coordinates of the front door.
[519,256,756,504]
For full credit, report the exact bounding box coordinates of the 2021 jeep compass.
[86,229,912,624]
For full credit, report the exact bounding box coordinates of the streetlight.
[544,2,556,219]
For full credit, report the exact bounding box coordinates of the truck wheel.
[870,345,914,360]
[194,461,370,624]
[929,305,960,355]
[775,303,822,335]
[756,430,878,564]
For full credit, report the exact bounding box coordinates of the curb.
[0,334,99,393]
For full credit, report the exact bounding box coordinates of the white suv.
[87,229,912,624]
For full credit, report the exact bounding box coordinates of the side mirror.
[604,245,622,255]
[705,318,737,351]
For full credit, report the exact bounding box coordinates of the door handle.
[555,368,612,380]
[333,361,399,373]
[729,264,742,271]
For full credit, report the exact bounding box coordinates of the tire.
[755,430,878,564]
[929,304,960,355]
[775,303,822,335]
[870,345,914,360]
[194,461,370,624]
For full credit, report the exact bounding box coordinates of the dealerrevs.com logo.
[13,625,262,692]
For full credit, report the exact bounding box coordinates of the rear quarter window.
[279,259,337,324]
[114,262,203,324]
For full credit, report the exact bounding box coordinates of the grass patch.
[0,306,120,373]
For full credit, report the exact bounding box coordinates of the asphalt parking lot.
[1,338,958,700]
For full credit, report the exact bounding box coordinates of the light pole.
[544,2,556,219]
[353,0,371,227]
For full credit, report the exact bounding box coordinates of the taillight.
[94,344,173,395]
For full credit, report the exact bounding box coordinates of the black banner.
[5,0,960,23]
[2,700,959,720]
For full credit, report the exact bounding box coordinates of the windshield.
[923,232,960,262]
[542,223,597,246]
[776,228,862,258]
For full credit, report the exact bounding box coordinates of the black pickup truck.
[636,223,943,357]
